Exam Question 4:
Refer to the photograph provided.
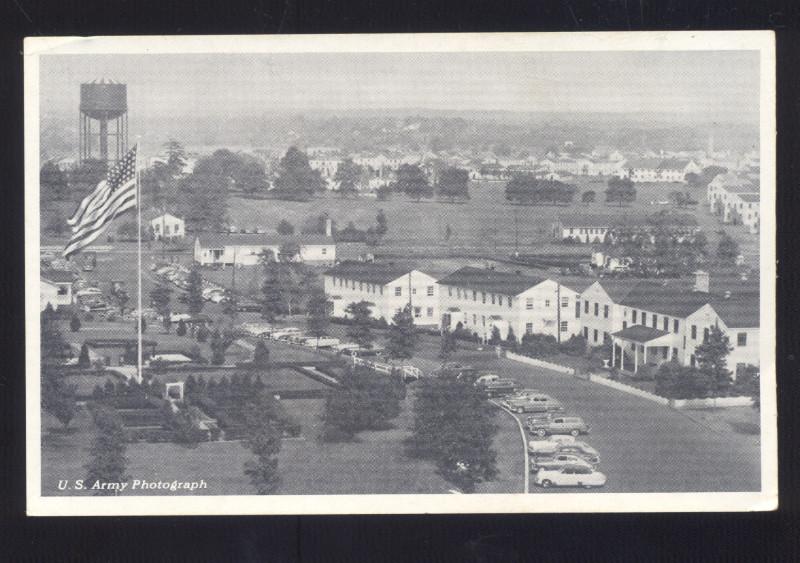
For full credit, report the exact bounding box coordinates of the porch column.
[611,341,616,368]
[643,345,648,365]
[634,344,638,373]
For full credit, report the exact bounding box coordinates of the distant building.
[194,228,335,267]
[626,158,701,183]
[40,269,75,311]
[437,267,582,342]
[707,172,760,233]
[150,213,186,241]
[323,261,439,326]
[552,213,700,244]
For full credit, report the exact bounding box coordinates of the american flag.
[64,146,138,258]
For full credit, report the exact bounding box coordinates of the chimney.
[693,270,709,293]
[325,218,332,237]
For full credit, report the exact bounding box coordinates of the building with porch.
[437,267,582,342]
[194,228,335,267]
[323,261,439,326]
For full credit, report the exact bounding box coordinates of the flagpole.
[136,144,143,384]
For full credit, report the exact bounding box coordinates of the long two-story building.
[437,267,582,342]
[323,261,440,326]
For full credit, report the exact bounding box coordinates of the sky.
[39,50,760,122]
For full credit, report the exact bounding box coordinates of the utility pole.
[556,280,561,344]
[514,208,519,256]
[231,245,237,319]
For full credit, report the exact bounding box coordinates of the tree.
[176,160,229,232]
[77,343,91,367]
[186,266,205,315]
[375,209,388,236]
[41,365,78,429]
[737,365,760,410]
[40,160,69,200]
[196,324,209,343]
[438,328,458,361]
[605,176,636,207]
[237,158,268,194]
[344,301,375,349]
[334,158,363,197]
[253,340,271,368]
[694,325,733,394]
[70,314,81,332]
[276,219,295,235]
[385,304,417,361]
[306,290,331,347]
[209,329,235,365]
[260,254,286,322]
[395,164,433,201]
[273,146,323,198]
[84,405,128,494]
[655,361,713,399]
[437,167,470,202]
[488,326,502,346]
[376,184,392,201]
[111,288,129,315]
[505,327,518,350]
[149,283,173,333]
[407,375,498,493]
[242,392,283,494]
[716,232,740,261]
[670,190,688,208]
[164,139,187,176]
[582,190,596,204]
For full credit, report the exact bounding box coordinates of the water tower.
[78,79,128,165]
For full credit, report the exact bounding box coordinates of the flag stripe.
[67,180,110,226]
[63,196,137,257]
[71,178,135,234]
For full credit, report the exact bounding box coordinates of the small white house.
[150,213,185,241]
[195,230,336,267]
[40,270,75,311]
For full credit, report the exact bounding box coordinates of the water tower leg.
[99,117,109,162]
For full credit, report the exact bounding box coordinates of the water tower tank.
[78,79,129,165]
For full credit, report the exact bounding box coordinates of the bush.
[196,325,209,342]
[176,319,187,336]
[518,333,559,358]
[70,315,81,332]
[655,362,713,399]
[559,334,587,356]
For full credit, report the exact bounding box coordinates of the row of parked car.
[463,371,607,489]
[237,322,423,381]
[152,264,229,304]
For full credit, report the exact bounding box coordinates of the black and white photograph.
[24,32,776,515]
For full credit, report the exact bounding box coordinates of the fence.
[505,352,575,375]
[587,374,670,406]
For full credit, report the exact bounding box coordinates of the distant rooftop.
[324,261,424,286]
[437,266,547,296]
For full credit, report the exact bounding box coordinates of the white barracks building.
[323,261,440,326]
[437,267,582,342]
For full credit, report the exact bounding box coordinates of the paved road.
[404,335,761,494]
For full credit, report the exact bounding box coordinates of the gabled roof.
[657,158,694,171]
[724,183,760,195]
[737,193,760,203]
[626,158,663,169]
[711,292,759,328]
[590,279,640,303]
[196,232,334,248]
[619,280,711,318]
[437,267,546,296]
[612,325,669,343]
[324,261,425,286]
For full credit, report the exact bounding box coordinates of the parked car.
[474,374,518,397]
[236,301,261,313]
[500,393,563,414]
[533,465,607,489]
[530,453,594,473]
[301,337,340,349]
[527,416,589,437]
[271,327,302,340]
[555,441,601,465]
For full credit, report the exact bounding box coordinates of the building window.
[593,329,598,342]
[359,282,363,291]
[703,327,709,342]
[545,300,550,307]
[622,321,627,329]
[427,286,434,296]
[583,327,589,339]
[473,314,477,325]
[603,305,609,319]
[673,319,679,333]
[672,348,678,360]
[690,354,696,367]
[526,298,533,310]
[560,321,568,333]
[652,314,658,328]
[427,307,434,317]
[561,297,569,308]
[414,307,421,318]
[321,248,327,255]
[448,287,452,297]
[584,301,589,314]
[412,288,417,295]
[641,312,647,325]
[632,310,638,323]
[491,294,496,305]
[482,316,486,326]
[691,325,697,339]
[737,332,747,346]
[395,287,402,297]
[472,290,477,301]
[575,301,581,318]
[457,289,462,299]
[508,297,513,309]
[380,287,383,295]
[525,323,533,335]
[663,317,669,331]
[482,292,486,304]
